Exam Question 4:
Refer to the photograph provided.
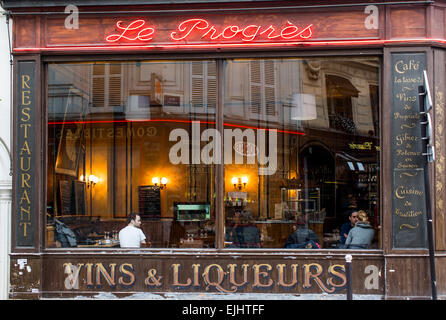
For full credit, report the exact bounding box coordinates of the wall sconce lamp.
[232,176,248,190]
[87,174,99,188]
[152,177,168,190]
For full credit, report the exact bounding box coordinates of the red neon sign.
[170,19,313,42]
[106,20,155,42]
[105,18,313,44]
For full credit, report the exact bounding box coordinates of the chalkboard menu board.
[138,185,161,219]
[59,180,75,215]
[390,53,427,248]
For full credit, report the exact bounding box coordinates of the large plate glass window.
[223,57,380,249]
[46,56,380,250]
[47,61,216,249]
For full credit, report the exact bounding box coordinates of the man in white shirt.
[119,213,149,248]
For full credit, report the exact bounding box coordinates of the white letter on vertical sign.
[364,5,379,30]
[364,265,380,290]
[65,5,79,30]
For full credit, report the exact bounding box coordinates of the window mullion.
[215,59,225,249]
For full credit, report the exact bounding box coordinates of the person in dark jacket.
[345,210,374,249]
[230,210,262,248]
[340,209,359,245]
[285,215,320,249]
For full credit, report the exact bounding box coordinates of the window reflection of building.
[326,74,358,133]
[47,57,380,250]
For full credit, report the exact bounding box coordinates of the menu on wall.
[391,53,427,248]
[138,185,161,219]
[59,180,75,215]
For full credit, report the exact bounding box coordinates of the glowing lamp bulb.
[88,175,99,184]
[152,177,160,185]
[241,176,248,184]
[161,177,168,185]
[231,177,238,185]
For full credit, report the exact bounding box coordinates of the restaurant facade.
[4,0,446,299]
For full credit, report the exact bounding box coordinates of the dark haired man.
[118,213,148,248]
[340,209,359,246]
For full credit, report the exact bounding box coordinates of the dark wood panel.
[13,16,37,48]
[13,59,38,249]
[14,9,382,50]
[432,7,445,39]
[11,253,446,298]
[9,256,41,299]
[39,253,385,295]
[13,5,446,51]
[390,7,426,39]
[385,256,431,297]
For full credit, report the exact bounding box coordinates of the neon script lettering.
[106,20,155,42]
[170,19,313,42]
[105,19,313,43]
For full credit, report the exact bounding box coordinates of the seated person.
[119,213,150,248]
[285,215,320,249]
[339,209,359,246]
[345,210,374,249]
[230,210,262,248]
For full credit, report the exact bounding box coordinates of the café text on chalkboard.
[390,53,427,249]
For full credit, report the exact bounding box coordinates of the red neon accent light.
[105,18,313,44]
[15,38,446,52]
[170,18,313,42]
[47,119,306,136]
[106,20,155,42]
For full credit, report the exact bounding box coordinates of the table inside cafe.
[77,231,120,248]
[46,216,122,248]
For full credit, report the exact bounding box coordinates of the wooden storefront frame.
[6,1,446,299]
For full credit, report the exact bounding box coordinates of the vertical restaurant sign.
[391,53,427,249]
[15,61,36,247]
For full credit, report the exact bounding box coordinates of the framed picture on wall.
[55,87,85,177]
[55,124,83,176]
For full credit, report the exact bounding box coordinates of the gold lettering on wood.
[119,263,136,287]
[252,264,273,288]
[203,264,233,293]
[21,107,30,121]
[144,268,162,287]
[20,123,31,138]
[303,263,335,293]
[18,72,33,240]
[171,264,192,287]
[276,264,299,288]
[19,189,30,205]
[95,263,117,287]
[19,222,31,237]
[228,264,249,289]
[85,263,94,286]
[327,264,347,289]
[60,261,351,293]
